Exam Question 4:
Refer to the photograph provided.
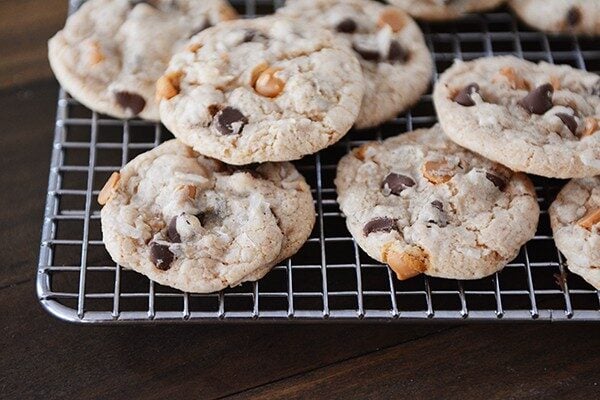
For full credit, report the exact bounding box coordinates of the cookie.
[434,56,600,178]
[157,17,364,165]
[278,0,432,129]
[549,177,600,289]
[48,0,237,120]
[509,0,600,36]
[99,140,315,293]
[385,0,504,21]
[335,125,539,281]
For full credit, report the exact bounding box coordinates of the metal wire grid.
[37,0,600,323]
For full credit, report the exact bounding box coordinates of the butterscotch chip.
[353,144,372,161]
[219,4,238,21]
[582,118,599,137]
[250,62,269,87]
[549,76,561,91]
[156,71,183,101]
[88,41,105,65]
[98,172,120,205]
[422,160,455,184]
[187,42,202,52]
[254,67,285,98]
[377,7,407,32]
[578,208,600,230]
[382,244,427,280]
[496,67,530,90]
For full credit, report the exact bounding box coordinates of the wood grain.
[0,0,67,89]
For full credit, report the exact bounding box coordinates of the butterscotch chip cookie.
[434,56,600,178]
[335,125,539,281]
[158,17,364,165]
[278,0,432,129]
[509,0,600,36]
[385,0,504,21]
[100,140,315,293]
[48,0,237,120]
[549,177,600,289]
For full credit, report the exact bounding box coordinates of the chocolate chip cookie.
[549,177,600,289]
[434,56,600,178]
[509,0,600,36]
[385,0,504,21]
[99,140,315,293]
[278,0,432,129]
[48,0,237,120]
[335,125,539,281]
[158,17,364,165]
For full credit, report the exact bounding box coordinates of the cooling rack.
[37,0,600,323]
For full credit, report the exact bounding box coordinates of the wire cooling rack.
[38,0,600,323]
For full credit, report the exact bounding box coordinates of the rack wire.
[37,0,600,323]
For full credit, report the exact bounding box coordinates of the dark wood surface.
[1,2,599,399]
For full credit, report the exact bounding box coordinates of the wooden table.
[1,1,599,399]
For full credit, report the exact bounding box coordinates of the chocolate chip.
[150,242,174,271]
[566,7,581,27]
[388,40,408,64]
[518,83,554,115]
[168,217,181,243]
[336,18,357,33]
[428,201,448,227]
[214,106,248,135]
[431,200,444,211]
[485,172,507,191]
[556,113,577,134]
[243,29,268,43]
[352,43,380,62]
[383,173,415,195]
[363,217,396,236]
[115,91,146,115]
[453,83,480,107]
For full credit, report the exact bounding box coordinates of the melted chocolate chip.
[150,242,174,271]
[336,18,357,33]
[566,7,581,27]
[352,43,380,61]
[518,83,554,115]
[556,113,578,134]
[591,80,600,97]
[388,40,408,64]
[214,107,248,135]
[168,217,181,243]
[431,200,444,211]
[453,83,480,107]
[383,173,415,195]
[485,172,507,191]
[115,91,146,115]
[363,217,396,236]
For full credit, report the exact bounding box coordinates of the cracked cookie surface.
[549,177,600,289]
[385,0,504,21]
[278,0,432,129]
[100,140,315,293]
[158,17,364,165]
[509,0,600,36]
[335,125,539,281]
[434,56,600,178]
[48,0,237,120]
